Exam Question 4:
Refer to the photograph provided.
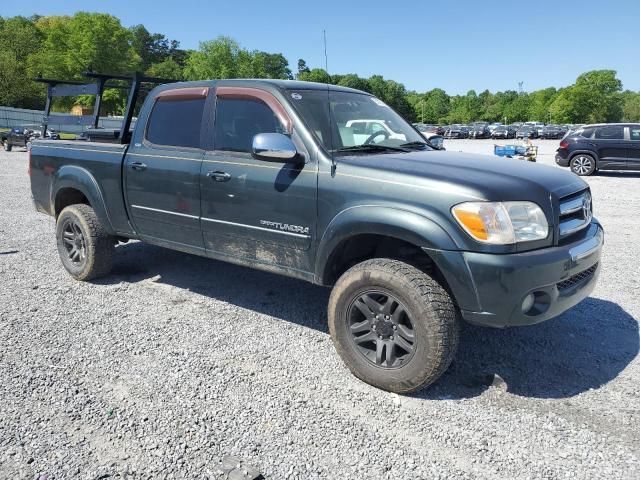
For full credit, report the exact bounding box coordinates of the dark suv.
[555,123,640,176]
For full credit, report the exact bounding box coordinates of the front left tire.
[3,140,11,152]
[328,258,459,394]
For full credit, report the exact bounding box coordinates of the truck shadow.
[103,242,638,400]
[422,298,639,400]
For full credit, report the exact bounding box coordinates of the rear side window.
[214,98,285,152]
[576,127,594,138]
[146,98,206,148]
[630,127,640,141]
[594,125,624,140]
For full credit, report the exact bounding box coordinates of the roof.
[580,123,640,127]
[153,78,368,95]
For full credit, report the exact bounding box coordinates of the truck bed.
[30,139,134,237]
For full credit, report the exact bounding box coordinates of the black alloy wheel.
[348,290,416,368]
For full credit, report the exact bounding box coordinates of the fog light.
[521,293,535,313]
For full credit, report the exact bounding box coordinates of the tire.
[56,204,115,281]
[570,154,596,176]
[3,140,11,152]
[328,258,459,394]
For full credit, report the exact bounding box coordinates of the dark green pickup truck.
[29,79,603,393]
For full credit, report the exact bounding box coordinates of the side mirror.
[427,134,445,150]
[252,133,298,162]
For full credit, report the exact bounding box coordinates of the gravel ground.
[1,141,639,479]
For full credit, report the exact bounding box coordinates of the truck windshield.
[287,90,425,154]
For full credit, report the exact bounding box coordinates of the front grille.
[557,263,598,292]
[558,189,592,240]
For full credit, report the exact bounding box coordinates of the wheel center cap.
[373,318,394,338]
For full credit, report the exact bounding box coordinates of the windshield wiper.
[336,144,409,154]
[399,141,430,150]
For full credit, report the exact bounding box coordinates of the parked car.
[541,126,564,139]
[1,126,36,151]
[30,79,603,394]
[516,126,538,139]
[468,125,491,139]
[444,125,468,139]
[491,126,516,139]
[555,123,640,175]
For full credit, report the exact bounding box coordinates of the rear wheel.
[328,258,459,394]
[570,154,596,176]
[56,204,115,281]
[3,140,11,152]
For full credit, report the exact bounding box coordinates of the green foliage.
[0,16,45,108]
[184,36,291,80]
[622,91,640,122]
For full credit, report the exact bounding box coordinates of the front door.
[124,88,208,252]
[200,87,317,276]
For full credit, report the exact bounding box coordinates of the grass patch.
[59,133,77,140]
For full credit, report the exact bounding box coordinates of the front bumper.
[430,221,603,328]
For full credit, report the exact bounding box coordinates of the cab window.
[214,97,285,152]
[146,98,206,148]
[630,127,640,141]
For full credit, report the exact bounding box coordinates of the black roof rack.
[34,71,175,144]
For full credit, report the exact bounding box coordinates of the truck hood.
[338,150,587,203]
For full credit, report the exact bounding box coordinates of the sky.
[3,0,639,95]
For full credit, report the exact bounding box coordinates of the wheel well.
[322,234,441,286]
[54,188,89,218]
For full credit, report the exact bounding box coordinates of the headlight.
[452,201,548,244]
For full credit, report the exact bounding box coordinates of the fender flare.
[568,149,600,164]
[51,165,115,234]
[315,205,459,283]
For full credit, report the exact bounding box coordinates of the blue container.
[494,145,518,157]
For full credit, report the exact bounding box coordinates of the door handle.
[207,171,232,182]
[130,162,147,171]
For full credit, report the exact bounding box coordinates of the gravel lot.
[1,140,639,479]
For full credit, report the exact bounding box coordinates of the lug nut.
[393,325,397,330]
[390,336,394,340]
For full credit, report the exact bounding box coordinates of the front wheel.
[570,154,596,176]
[56,204,115,281]
[328,258,459,394]
[3,140,11,152]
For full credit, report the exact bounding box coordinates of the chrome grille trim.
[558,190,592,239]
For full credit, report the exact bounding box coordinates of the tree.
[251,51,292,79]
[297,58,310,77]
[528,87,557,123]
[622,91,640,122]
[336,74,369,92]
[0,16,45,108]
[297,68,331,84]
[184,36,291,80]
[28,13,137,80]
[415,88,450,123]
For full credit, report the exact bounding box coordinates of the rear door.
[200,87,317,276]
[124,87,209,252]
[627,125,640,170]
[592,125,627,169]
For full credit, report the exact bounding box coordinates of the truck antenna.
[324,29,337,177]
